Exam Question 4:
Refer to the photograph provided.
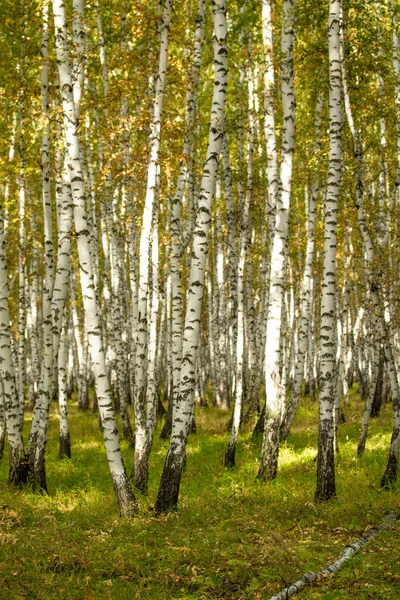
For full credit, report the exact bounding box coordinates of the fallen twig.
[268,511,400,600]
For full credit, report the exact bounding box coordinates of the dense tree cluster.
[0,0,399,515]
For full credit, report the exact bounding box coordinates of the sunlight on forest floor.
[1,389,400,599]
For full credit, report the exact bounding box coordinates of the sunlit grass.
[0,390,399,599]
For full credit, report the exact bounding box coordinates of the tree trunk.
[258,0,296,481]
[52,0,137,516]
[155,0,228,513]
[315,0,343,502]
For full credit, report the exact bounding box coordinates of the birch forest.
[1,0,400,598]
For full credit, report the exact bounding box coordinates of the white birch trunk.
[26,0,55,489]
[215,208,230,409]
[72,0,85,121]
[280,93,322,440]
[170,0,206,429]
[155,0,228,513]
[225,32,254,467]
[58,322,71,459]
[258,0,296,481]
[133,0,172,493]
[17,145,26,420]
[315,0,343,502]
[0,201,25,485]
[52,0,137,516]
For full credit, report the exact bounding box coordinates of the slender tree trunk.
[280,93,322,440]
[315,0,343,502]
[134,0,172,494]
[58,322,71,459]
[17,138,26,421]
[225,32,254,467]
[0,201,25,485]
[155,0,228,513]
[258,0,296,481]
[52,0,137,516]
[27,0,55,490]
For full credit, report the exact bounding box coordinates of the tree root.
[268,510,400,600]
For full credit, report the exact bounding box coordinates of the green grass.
[0,390,399,599]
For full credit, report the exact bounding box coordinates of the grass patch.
[0,391,399,599]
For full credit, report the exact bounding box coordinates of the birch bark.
[315,0,343,502]
[133,0,172,493]
[280,93,322,440]
[27,0,55,489]
[170,0,206,431]
[258,0,296,481]
[225,32,254,467]
[0,201,25,485]
[52,0,137,516]
[155,0,228,513]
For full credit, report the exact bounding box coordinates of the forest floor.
[0,388,400,600]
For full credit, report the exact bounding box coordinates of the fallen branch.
[268,511,400,600]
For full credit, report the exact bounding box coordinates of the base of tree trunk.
[356,438,366,457]
[133,451,149,494]
[155,451,183,514]
[380,455,398,489]
[58,433,71,459]
[257,416,280,480]
[315,442,336,502]
[189,416,196,434]
[160,397,173,439]
[0,428,5,458]
[252,403,265,440]
[257,459,277,481]
[8,450,29,487]
[32,448,48,493]
[224,440,236,468]
[112,472,138,517]
[122,420,134,448]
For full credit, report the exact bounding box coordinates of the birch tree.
[133,0,172,493]
[155,0,228,513]
[315,0,343,502]
[258,0,296,481]
[51,0,137,516]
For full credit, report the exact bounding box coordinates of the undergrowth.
[0,388,399,599]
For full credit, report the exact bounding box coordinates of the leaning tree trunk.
[155,0,228,514]
[315,0,343,502]
[52,0,137,516]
